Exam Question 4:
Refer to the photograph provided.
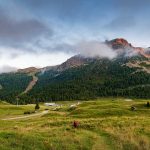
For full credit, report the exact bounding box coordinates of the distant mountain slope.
[24,57,149,103]
[0,73,32,104]
[0,38,150,104]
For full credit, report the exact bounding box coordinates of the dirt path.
[22,74,38,94]
[1,110,48,121]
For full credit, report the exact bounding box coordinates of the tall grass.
[0,98,150,150]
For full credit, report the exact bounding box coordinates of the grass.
[0,102,47,118]
[0,98,150,150]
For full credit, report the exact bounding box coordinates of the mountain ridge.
[16,38,150,74]
[0,38,150,104]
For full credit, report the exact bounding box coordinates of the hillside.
[0,73,32,103]
[0,38,150,104]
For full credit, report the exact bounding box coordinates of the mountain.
[107,38,150,58]
[0,38,150,104]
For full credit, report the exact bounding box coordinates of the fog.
[75,41,117,59]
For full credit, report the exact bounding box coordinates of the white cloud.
[0,65,17,73]
[75,41,117,59]
[0,47,72,73]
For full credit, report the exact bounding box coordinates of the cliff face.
[107,38,132,49]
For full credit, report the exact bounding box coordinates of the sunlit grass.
[0,98,150,150]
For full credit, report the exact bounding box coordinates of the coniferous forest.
[0,58,149,104]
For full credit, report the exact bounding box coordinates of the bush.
[24,111,30,114]
[35,103,40,110]
[24,110,35,114]
[131,106,136,111]
[146,101,150,107]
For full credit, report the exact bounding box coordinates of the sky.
[0,0,150,72]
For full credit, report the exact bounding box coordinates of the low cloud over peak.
[75,41,117,59]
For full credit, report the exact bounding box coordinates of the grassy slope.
[0,98,150,150]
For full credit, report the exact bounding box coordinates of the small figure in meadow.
[73,121,79,128]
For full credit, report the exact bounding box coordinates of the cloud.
[104,16,136,31]
[0,0,150,73]
[16,0,108,28]
[0,65,17,73]
[75,41,117,59]
[0,8,53,50]
[0,47,72,73]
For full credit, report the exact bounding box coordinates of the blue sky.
[0,0,150,71]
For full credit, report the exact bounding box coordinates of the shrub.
[35,103,40,110]
[146,101,150,107]
[131,106,136,111]
[24,110,35,114]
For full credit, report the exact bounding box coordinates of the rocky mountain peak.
[106,38,150,58]
[106,38,132,49]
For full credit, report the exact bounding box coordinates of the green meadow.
[0,98,150,150]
